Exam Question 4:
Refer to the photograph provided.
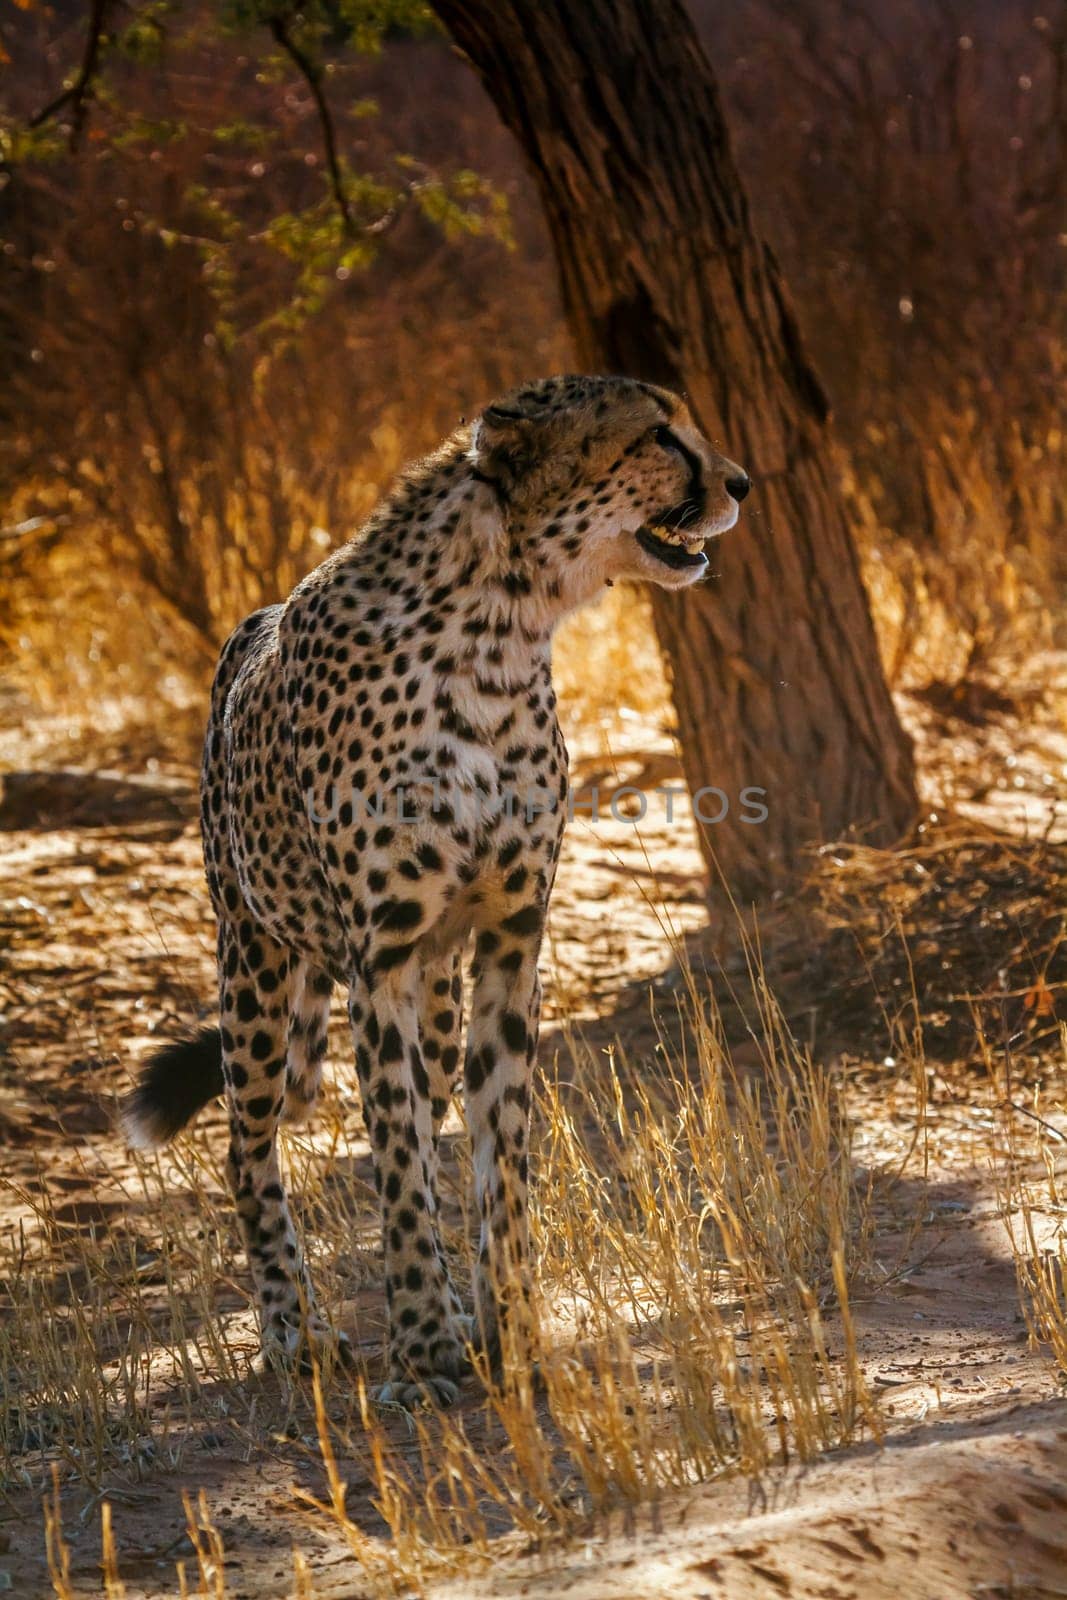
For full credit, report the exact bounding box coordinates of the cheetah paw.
[256,1321,354,1377]
[373,1323,472,1410]
[373,1374,461,1411]
[295,1328,356,1376]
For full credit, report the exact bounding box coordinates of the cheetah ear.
[468,405,552,499]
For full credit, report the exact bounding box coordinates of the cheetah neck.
[342,451,576,689]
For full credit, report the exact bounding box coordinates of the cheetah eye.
[652,424,683,455]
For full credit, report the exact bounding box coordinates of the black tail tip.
[121,1025,224,1148]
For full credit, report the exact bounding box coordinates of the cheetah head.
[467,374,749,603]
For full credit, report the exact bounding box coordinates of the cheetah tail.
[120,1026,225,1148]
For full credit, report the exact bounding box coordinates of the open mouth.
[635,521,708,571]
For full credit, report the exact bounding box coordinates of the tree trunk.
[432,0,917,898]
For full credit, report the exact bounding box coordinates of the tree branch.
[29,0,110,152]
[267,13,354,236]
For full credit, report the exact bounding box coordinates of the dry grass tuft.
[850,418,1064,693]
[798,825,1067,1064]
[284,980,882,1594]
[996,1050,1067,1383]
[2,951,883,1593]
[1,1142,249,1494]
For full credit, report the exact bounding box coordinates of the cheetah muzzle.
[122,373,749,1409]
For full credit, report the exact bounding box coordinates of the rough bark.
[432,0,917,899]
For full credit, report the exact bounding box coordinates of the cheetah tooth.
[651,524,699,548]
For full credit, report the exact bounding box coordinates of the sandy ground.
[1,672,1065,1598]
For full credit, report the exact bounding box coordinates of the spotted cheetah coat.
[124,373,748,1406]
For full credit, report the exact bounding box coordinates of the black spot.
[502,904,543,937]
[465,1045,494,1094]
[375,941,415,974]
[501,1011,527,1054]
[381,1024,404,1064]
[377,899,423,933]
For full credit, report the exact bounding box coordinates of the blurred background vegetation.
[1,0,1064,718]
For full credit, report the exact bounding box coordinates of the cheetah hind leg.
[217,926,351,1372]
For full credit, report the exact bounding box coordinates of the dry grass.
[849,417,1064,693]
[996,1031,1067,1383]
[1,939,885,1594]
[301,991,882,1593]
[5,10,1065,724]
[1003,1149,1067,1382]
[3,685,1066,1593]
[795,824,1067,1065]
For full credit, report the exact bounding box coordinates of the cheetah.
[123,374,749,1406]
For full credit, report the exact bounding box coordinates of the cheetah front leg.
[464,915,543,1370]
[349,953,470,1407]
